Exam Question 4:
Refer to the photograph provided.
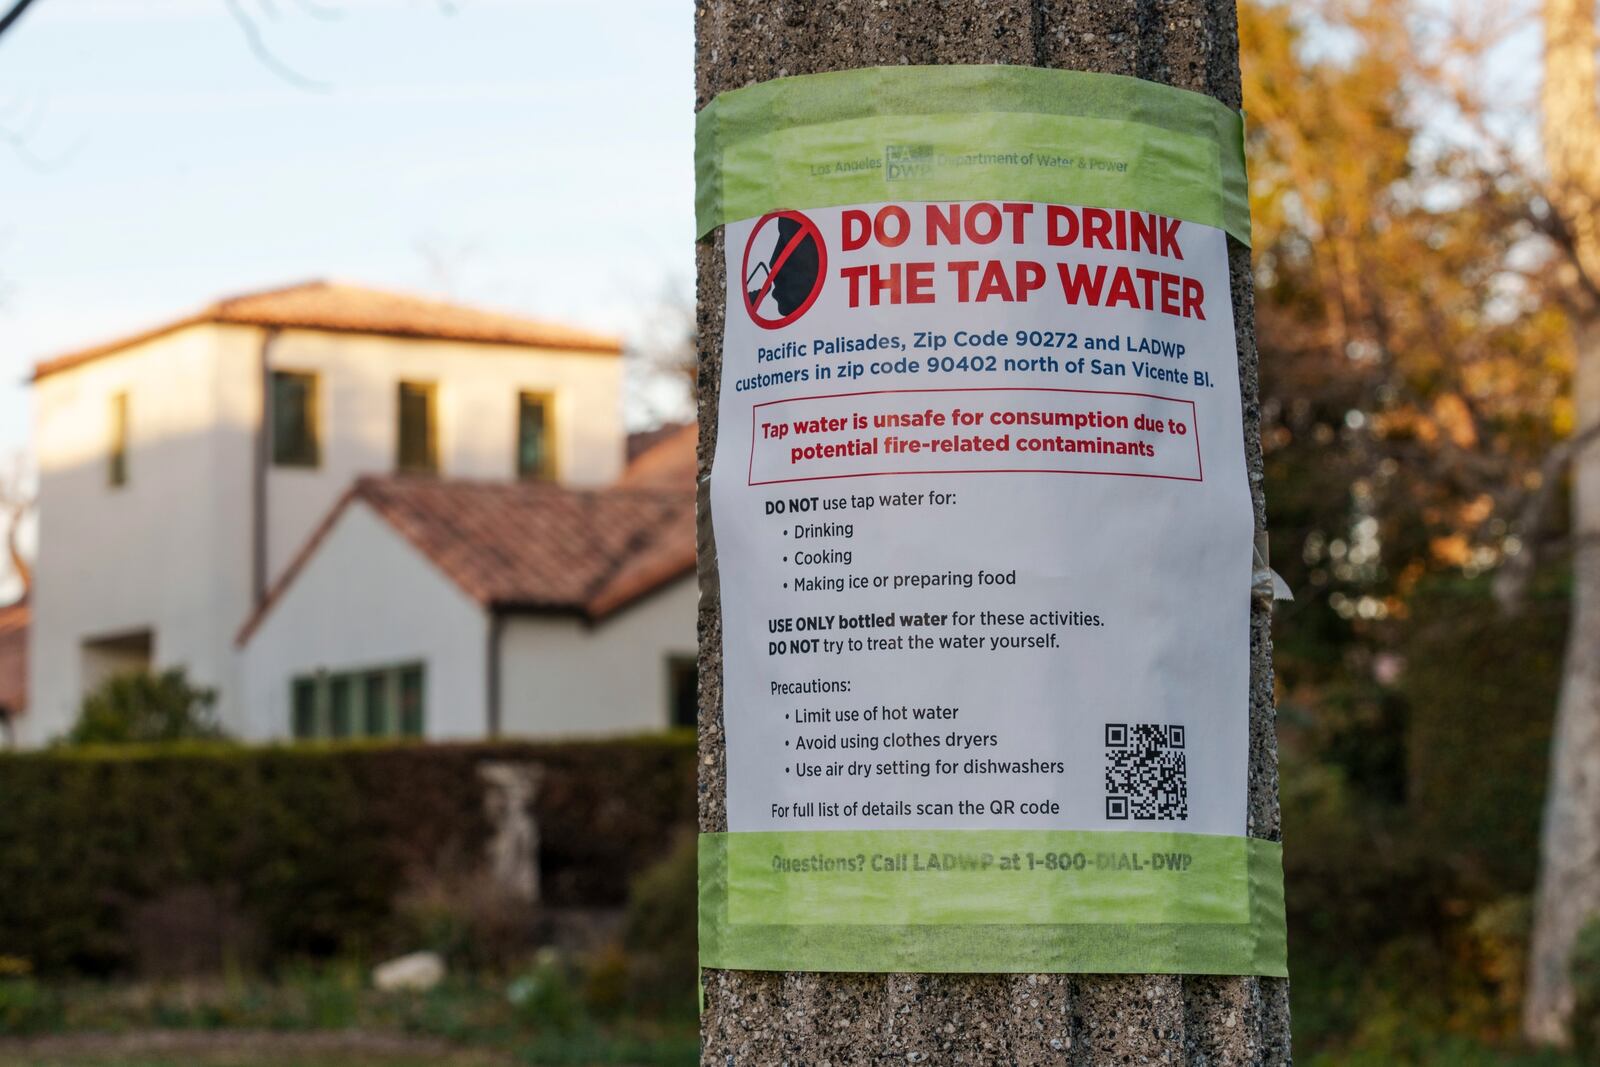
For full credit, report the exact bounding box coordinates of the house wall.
[262,330,624,582]
[24,321,624,746]
[498,576,697,738]
[25,324,249,745]
[238,502,489,740]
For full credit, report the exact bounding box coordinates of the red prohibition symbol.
[741,210,827,329]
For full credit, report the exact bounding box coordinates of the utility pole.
[694,3,1288,1062]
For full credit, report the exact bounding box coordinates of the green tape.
[695,65,1250,246]
[700,830,1286,977]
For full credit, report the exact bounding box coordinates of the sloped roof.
[627,422,693,463]
[239,477,694,644]
[618,423,698,490]
[0,598,27,716]
[34,280,623,381]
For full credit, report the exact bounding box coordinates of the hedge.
[0,734,695,975]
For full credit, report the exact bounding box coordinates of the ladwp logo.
[884,143,935,181]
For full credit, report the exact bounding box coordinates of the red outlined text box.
[747,387,1203,487]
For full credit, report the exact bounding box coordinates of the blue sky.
[0,0,696,455]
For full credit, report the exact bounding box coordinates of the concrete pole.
[694,3,1288,1062]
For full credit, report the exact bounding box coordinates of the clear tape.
[700,829,1287,977]
[1252,532,1292,603]
[697,469,720,606]
[695,65,1251,246]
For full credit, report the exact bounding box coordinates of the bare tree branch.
[291,0,343,22]
[221,0,330,93]
[0,453,33,598]
[1494,419,1600,613]
[0,0,380,98]
[0,0,42,45]
[0,85,82,170]
[0,121,79,172]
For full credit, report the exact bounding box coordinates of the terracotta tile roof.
[0,598,27,716]
[627,422,693,463]
[618,423,698,490]
[239,477,694,644]
[34,280,623,381]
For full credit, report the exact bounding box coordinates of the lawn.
[0,972,699,1067]
[0,1030,515,1067]
[0,1028,697,1067]
[0,1062,455,1067]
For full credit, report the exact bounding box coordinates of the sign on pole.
[697,65,1285,978]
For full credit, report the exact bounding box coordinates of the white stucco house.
[14,280,697,746]
[236,474,696,741]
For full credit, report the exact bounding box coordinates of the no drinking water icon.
[742,210,827,329]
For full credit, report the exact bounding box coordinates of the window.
[363,672,389,737]
[328,676,353,739]
[668,655,698,729]
[82,628,153,694]
[108,392,128,487]
[271,371,320,468]
[399,666,425,737]
[292,678,318,739]
[290,663,425,740]
[516,392,556,480]
[396,381,438,473]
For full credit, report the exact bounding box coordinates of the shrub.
[0,735,695,976]
[63,668,225,746]
[581,943,632,1018]
[393,867,537,972]
[0,977,62,1035]
[1569,915,1600,1063]
[1282,574,1570,1054]
[1402,578,1565,893]
[508,949,584,1034]
[622,833,698,1018]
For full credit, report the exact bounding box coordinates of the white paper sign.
[711,200,1252,837]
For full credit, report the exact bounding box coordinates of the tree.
[1242,2,1598,1042]
[0,451,31,600]
[0,0,458,87]
[63,668,225,746]
[1524,0,1600,1044]
[1247,0,1600,1043]
[626,281,697,428]
[0,0,40,43]
[1245,0,1565,671]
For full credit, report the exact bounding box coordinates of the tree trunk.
[1526,0,1600,1045]
[694,1,1287,1062]
[1525,311,1600,1045]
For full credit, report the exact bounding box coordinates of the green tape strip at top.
[695,65,1251,246]
[700,829,1286,977]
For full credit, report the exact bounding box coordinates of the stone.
[478,761,542,903]
[372,950,446,993]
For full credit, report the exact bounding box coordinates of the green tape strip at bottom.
[700,829,1286,977]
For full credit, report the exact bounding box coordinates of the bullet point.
[783,582,788,588]
[783,555,788,561]
[784,741,789,746]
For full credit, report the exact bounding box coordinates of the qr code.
[1104,723,1188,821]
